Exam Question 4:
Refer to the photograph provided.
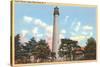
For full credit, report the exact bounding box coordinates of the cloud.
[60,29,66,34]
[20,36,28,46]
[23,16,53,40]
[87,32,93,38]
[23,16,33,23]
[89,32,93,36]
[33,19,47,29]
[82,25,93,31]
[37,33,43,37]
[46,32,52,37]
[64,16,69,22]
[70,32,93,42]
[70,32,76,36]
[32,27,38,36]
[81,30,93,36]
[70,35,87,41]
[81,31,88,35]
[21,30,28,37]
[32,27,38,40]
[46,25,53,33]
[59,34,65,39]
[71,20,81,32]
[74,21,81,32]
[71,18,77,28]
[20,30,29,45]
[23,16,53,33]
[81,25,93,38]
[59,29,67,39]
[32,27,44,41]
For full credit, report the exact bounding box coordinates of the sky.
[15,2,96,49]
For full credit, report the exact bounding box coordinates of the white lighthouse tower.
[52,7,59,60]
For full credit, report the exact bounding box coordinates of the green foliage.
[33,40,51,60]
[15,34,95,63]
[84,37,96,60]
[24,37,37,54]
[15,34,28,63]
[58,39,82,61]
[15,34,51,63]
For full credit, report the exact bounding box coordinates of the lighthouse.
[52,7,59,60]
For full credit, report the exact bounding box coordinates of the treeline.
[14,34,96,64]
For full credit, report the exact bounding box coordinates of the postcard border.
[11,0,98,66]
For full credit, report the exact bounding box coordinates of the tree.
[84,37,96,60]
[22,37,37,63]
[34,40,51,62]
[58,39,81,61]
[15,34,27,63]
[50,52,56,61]
[15,34,21,62]
[24,37,37,54]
